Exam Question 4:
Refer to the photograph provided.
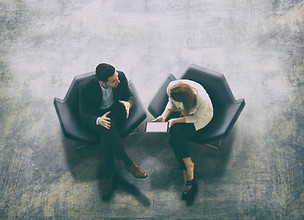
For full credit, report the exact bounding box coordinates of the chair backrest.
[180,65,237,110]
[147,73,176,118]
[63,72,95,114]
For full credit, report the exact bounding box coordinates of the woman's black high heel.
[182,165,198,200]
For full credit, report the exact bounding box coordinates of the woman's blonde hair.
[169,81,197,116]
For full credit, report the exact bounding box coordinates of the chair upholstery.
[148,64,245,147]
[54,72,147,145]
[147,73,176,118]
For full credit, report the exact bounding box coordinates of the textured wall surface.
[0,0,303,219]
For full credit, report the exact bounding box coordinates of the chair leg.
[75,145,87,149]
[129,127,139,135]
[205,139,222,149]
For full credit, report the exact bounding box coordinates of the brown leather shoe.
[127,163,148,178]
[102,175,113,199]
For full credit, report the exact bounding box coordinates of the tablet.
[144,122,169,133]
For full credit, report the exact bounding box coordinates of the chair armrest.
[53,98,99,144]
[191,98,245,143]
[148,74,176,118]
[119,80,147,137]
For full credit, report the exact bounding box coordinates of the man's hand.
[119,100,131,118]
[98,111,111,129]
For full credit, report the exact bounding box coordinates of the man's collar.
[99,82,112,90]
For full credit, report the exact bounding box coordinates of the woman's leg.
[183,157,195,181]
[168,123,188,170]
[168,123,196,178]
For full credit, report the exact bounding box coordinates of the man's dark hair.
[95,63,115,82]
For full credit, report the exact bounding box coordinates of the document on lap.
[144,122,169,133]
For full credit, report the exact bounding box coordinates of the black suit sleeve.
[117,71,134,106]
[78,72,133,130]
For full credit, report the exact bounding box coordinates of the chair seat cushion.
[54,98,100,144]
[191,100,245,143]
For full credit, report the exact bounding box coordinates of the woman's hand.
[168,118,177,128]
[153,108,172,123]
[152,115,166,122]
[168,117,186,128]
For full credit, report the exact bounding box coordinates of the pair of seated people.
[79,63,213,200]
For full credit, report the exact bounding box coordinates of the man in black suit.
[79,63,147,199]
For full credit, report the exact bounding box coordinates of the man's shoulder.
[117,70,126,79]
[117,70,129,85]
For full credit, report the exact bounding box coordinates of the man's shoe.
[102,175,113,199]
[127,163,148,178]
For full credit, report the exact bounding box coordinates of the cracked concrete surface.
[0,0,303,219]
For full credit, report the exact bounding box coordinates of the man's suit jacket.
[79,71,134,129]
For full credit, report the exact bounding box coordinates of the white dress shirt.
[96,84,114,125]
[99,84,114,109]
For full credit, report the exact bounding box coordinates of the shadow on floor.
[60,134,151,206]
[59,125,237,207]
[98,173,151,207]
[61,135,102,182]
[193,127,235,182]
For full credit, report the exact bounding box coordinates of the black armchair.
[54,72,147,145]
[148,64,245,149]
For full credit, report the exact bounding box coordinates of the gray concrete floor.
[1,0,304,219]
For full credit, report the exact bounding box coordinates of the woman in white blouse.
[153,79,213,200]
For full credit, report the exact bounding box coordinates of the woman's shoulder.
[167,79,198,88]
[167,79,207,95]
[167,79,180,87]
[182,80,210,103]
[169,79,201,88]
[167,80,180,93]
